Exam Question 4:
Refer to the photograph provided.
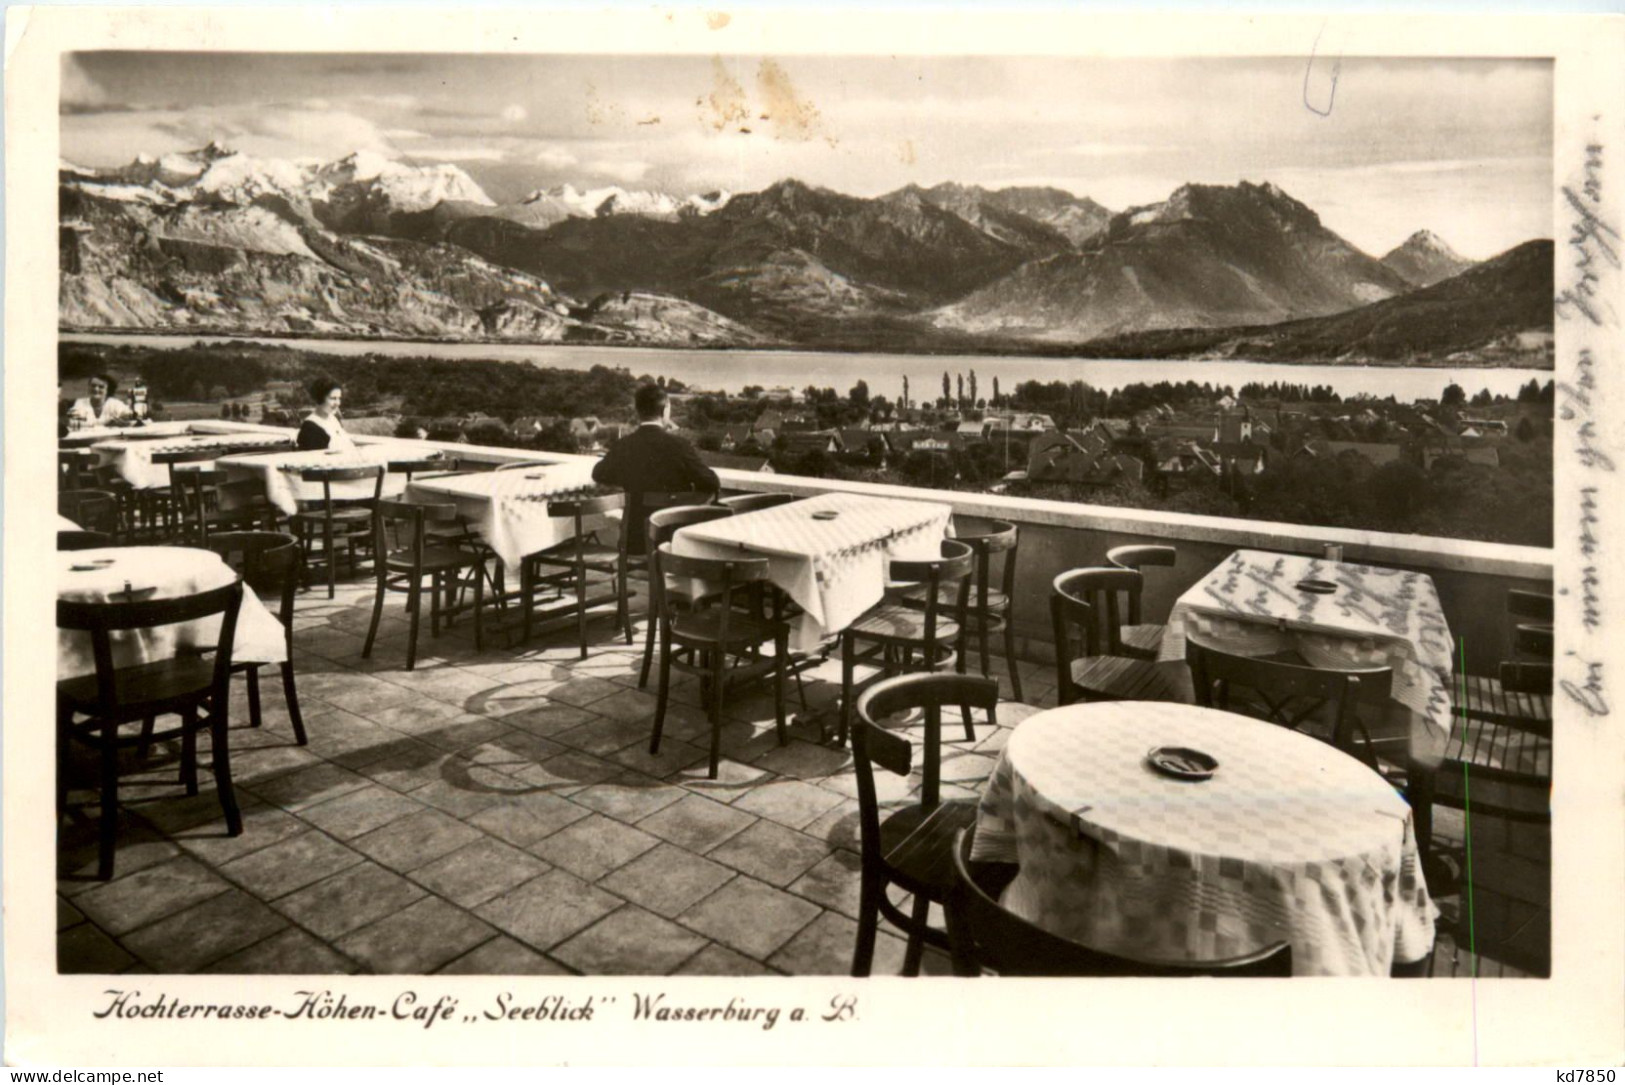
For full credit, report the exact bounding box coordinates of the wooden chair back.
[947,828,1293,978]
[887,539,974,647]
[59,489,121,535]
[298,464,385,510]
[57,580,244,718]
[387,455,451,483]
[1050,566,1141,661]
[646,506,735,617]
[58,530,115,551]
[206,531,301,630]
[59,450,97,489]
[1187,634,1392,757]
[625,489,717,557]
[956,519,1019,611]
[1106,544,1177,624]
[372,500,459,569]
[653,543,771,643]
[853,673,999,850]
[1506,589,1554,624]
[719,492,798,513]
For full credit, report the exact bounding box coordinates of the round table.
[57,547,289,680]
[972,701,1438,976]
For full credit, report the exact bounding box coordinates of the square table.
[215,444,423,516]
[1158,549,1456,764]
[57,547,288,679]
[973,700,1438,976]
[93,433,294,490]
[405,460,603,571]
[669,491,953,652]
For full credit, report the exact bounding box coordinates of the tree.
[902,375,910,410]
[1515,416,1536,442]
[992,375,1001,407]
[956,373,965,408]
[969,370,978,409]
[942,371,950,407]
[741,385,763,399]
[1441,383,1466,406]
[849,379,870,409]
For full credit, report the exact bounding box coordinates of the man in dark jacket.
[592,383,719,552]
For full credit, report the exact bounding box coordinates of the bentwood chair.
[639,504,736,688]
[58,489,122,538]
[362,500,486,671]
[57,581,245,880]
[1105,544,1178,660]
[206,532,310,744]
[839,540,976,748]
[289,465,384,599]
[172,469,278,545]
[621,489,719,643]
[523,492,629,656]
[1050,568,1184,705]
[1186,634,1394,766]
[718,492,799,513]
[907,520,1023,702]
[946,828,1293,977]
[850,672,1000,976]
[649,543,792,779]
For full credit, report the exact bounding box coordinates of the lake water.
[61,332,1554,404]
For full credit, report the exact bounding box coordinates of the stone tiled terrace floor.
[57,573,1545,978]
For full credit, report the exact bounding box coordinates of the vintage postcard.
[5,5,1623,1067]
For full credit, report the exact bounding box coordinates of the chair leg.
[978,614,991,679]
[180,708,199,796]
[281,661,308,745]
[405,579,423,671]
[207,706,243,837]
[618,553,633,645]
[1003,615,1024,702]
[902,894,932,976]
[137,715,157,759]
[362,575,387,659]
[246,667,263,729]
[650,629,672,755]
[707,644,727,779]
[838,631,855,747]
[323,520,336,599]
[773,632,789,747]
[430,571,442,638]
[97,721,120,881]
[851,872,881,977]
[521,560,534,643]
[640,611,658,688]
[472,563,484,653]
[575,561,589,660]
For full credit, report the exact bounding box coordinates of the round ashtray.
[1146,746,1219,781]
[1295,579,1338,594]
[810,511,840,521]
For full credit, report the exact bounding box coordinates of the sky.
[61,53,1552,258]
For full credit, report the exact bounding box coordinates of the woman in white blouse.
[295,378,357,453]
[66,374,132,427]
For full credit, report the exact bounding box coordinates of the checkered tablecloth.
[1158,549,1456,764]
[670,491,953,652]
[58,547,288,680]
[216,444,422,516]
[406,460,604,570]
[93,433,294,490]
[973,701,1437,976]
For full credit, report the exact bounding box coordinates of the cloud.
[534,145,579,170]
[584,158,652,184]
[501,103,528,124]
[419,146,508,163]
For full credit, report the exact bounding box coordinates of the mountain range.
[57,144,1554,364]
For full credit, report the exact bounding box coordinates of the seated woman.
[296,378,357,453]
[66,374,133,427]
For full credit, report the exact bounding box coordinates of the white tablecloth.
[1158,549,1456,764]
[60,421,195,448]
[670,491,953,652]
[973,701,1437,976]
[57,547,288,680]
[216,444,421,515]
[93,433,294,490]
[57,514,82,531]
[405,460,603,570]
